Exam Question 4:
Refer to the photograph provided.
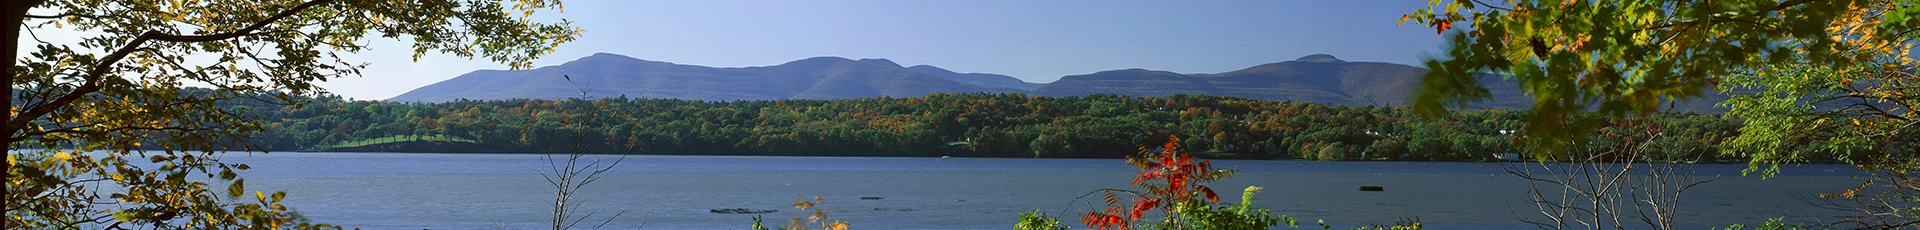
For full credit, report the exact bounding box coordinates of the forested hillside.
[238,93,1757,161]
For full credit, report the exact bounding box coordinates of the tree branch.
[146,0,336,43]
[24,12,101,20]
[7,0,337,133]
[1467,0,1514,12]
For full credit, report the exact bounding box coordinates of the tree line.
[232,93,1766,162]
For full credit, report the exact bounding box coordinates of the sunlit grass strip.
[326,134,476,149]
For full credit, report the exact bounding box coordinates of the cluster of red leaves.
[1081,137,1235,230]
[1401,14,1454,35]
[1430,20,1453,35]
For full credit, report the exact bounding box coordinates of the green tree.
[1402,0,1917,228]
[1369,139,1408,160]
[6,0,579,228]
[1719,61,1918,174]
[1399,0,1918,161]
[1317,142,1347,161]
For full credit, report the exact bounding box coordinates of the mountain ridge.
[386,53,1726,113]
[386,53,1030,102]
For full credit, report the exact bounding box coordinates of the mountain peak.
[1100,68,1176,74]
[783,56,858,66]
[567,52,676,66]
[905,65,951,72]
[798,56,854,62]
[857,58,903,68]
[773,56,862,69]
[584,52,637,60]
[1295,54,1345,63]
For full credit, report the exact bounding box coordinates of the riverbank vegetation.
[237,93,1768,162]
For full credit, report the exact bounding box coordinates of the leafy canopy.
[5,0,579,228]
[1400,0,1918,165]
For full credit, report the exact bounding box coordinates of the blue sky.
[274,1,1448,100]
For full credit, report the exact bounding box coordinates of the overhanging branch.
[24,12,100,20]
[7,0,338,133]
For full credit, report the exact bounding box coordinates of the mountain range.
[386,53,1726,113]
[386,53,1030,102]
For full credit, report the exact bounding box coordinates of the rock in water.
[710,208,778,214]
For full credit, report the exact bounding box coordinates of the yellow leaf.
[228,179,245,197]
[53,152,72,161]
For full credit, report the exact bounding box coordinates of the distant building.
[1493,152,1522,161]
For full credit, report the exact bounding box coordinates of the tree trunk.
[4,0,33,138]
[2,1,33,227]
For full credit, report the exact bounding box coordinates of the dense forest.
[226,93,1764,162]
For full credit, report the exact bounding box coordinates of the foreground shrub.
[1015,209,1070,230]
[1159,186,1296,230]
[1068,137,1295,230]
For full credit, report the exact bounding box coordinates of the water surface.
[225,152,1858,229]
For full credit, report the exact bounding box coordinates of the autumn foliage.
[1081,137,1237,230]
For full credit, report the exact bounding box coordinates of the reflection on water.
[226,152,1857,229]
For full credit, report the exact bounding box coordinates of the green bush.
[1143,186,1298,230]
[1014,210,1069,230]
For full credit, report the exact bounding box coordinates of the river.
[223,152,1859,229]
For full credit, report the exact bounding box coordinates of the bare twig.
[1506,120,1716,230]
[540,74,633,229]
